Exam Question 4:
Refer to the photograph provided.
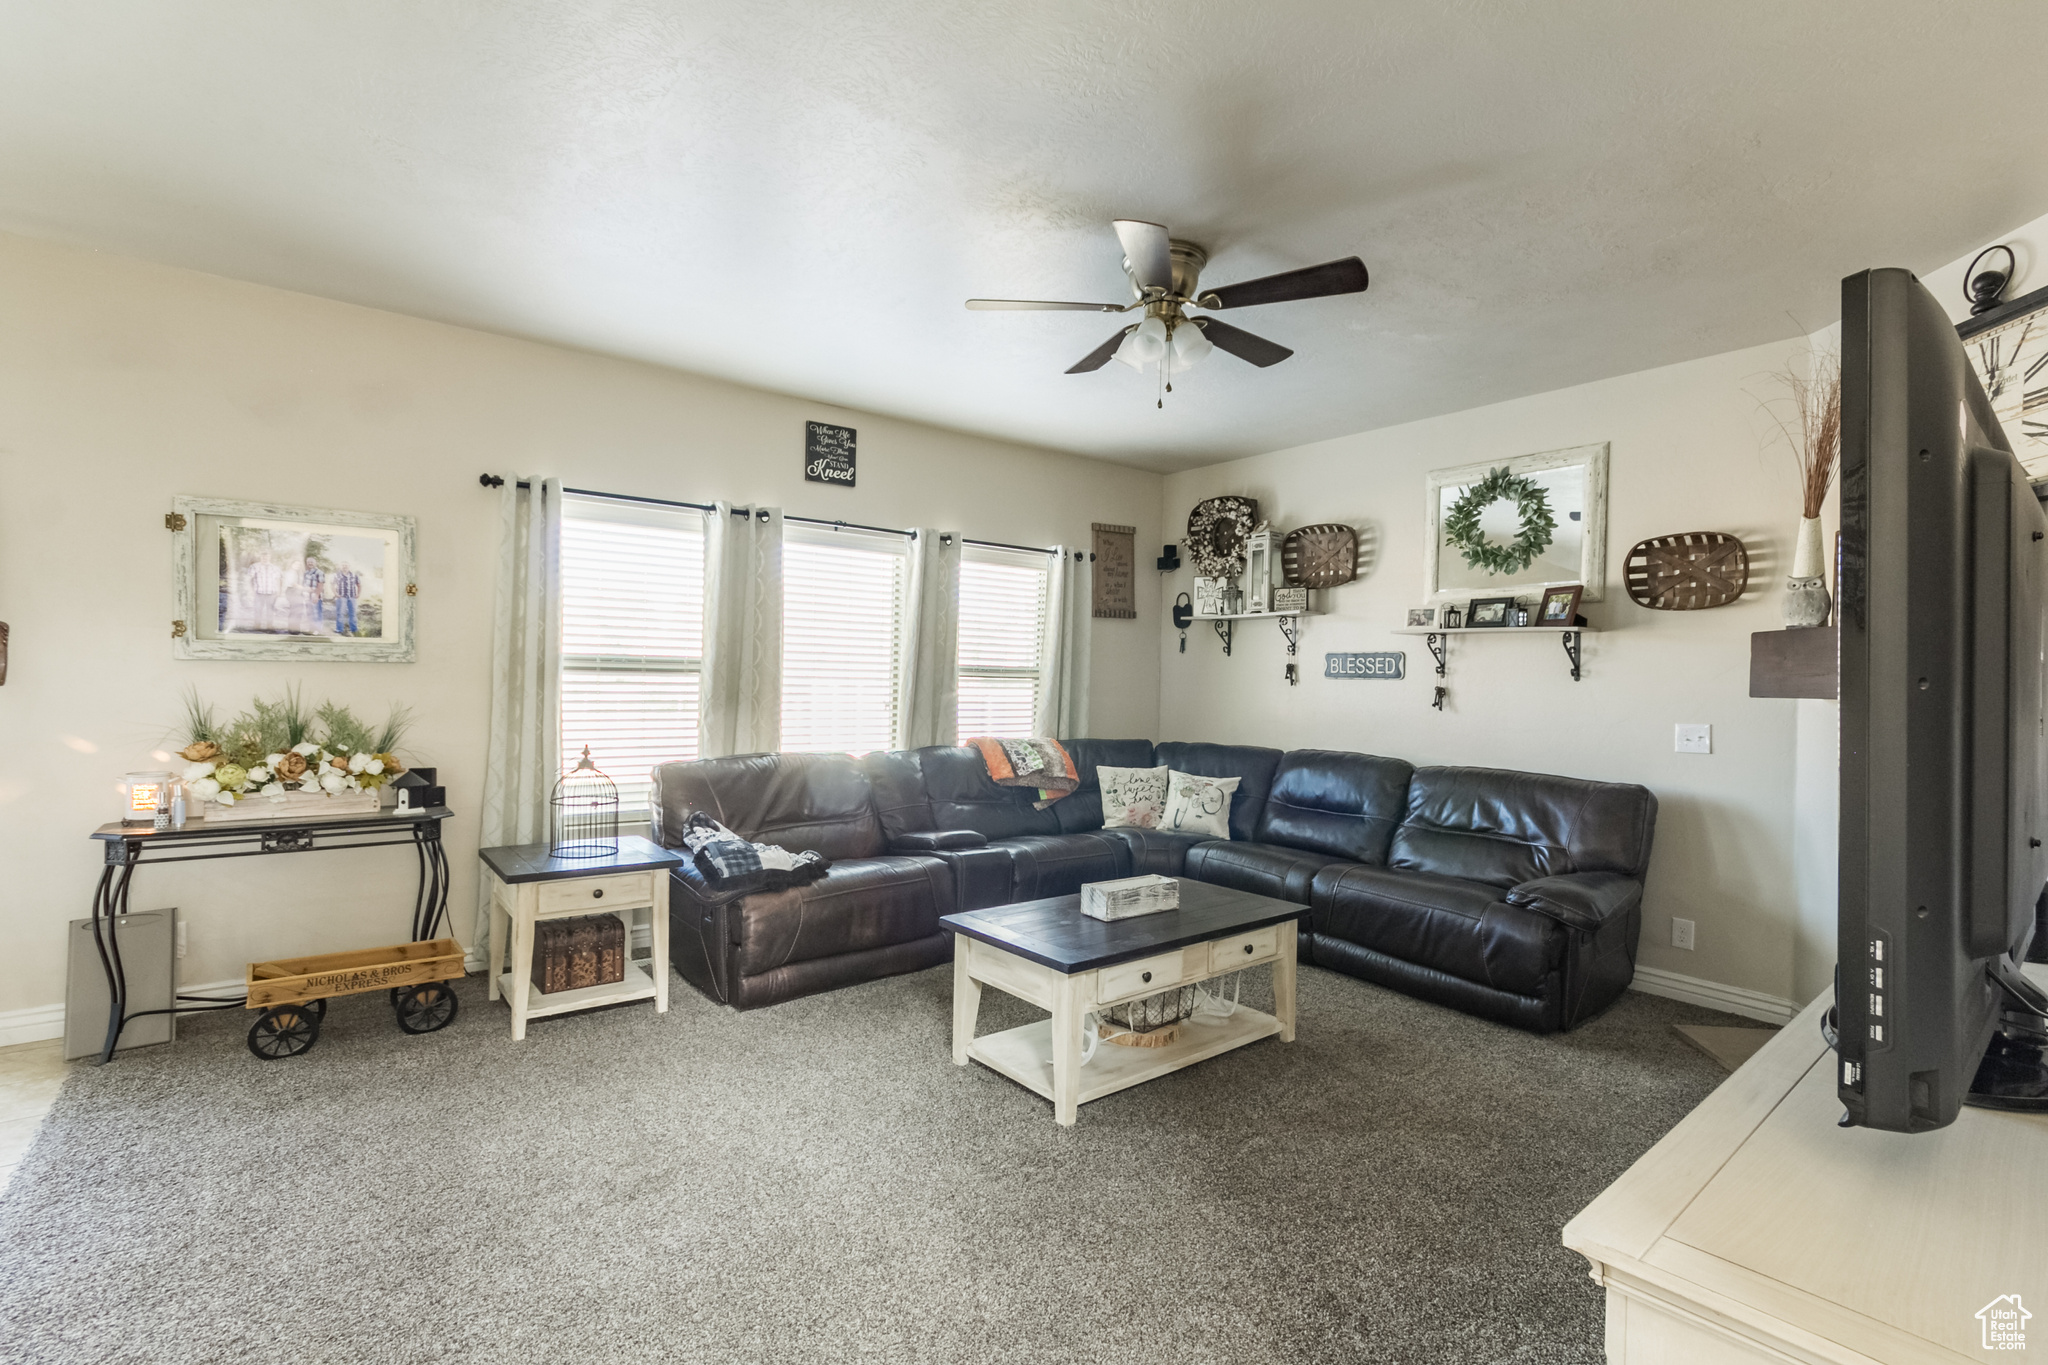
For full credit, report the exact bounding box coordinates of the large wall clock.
[1959,281,2048,478]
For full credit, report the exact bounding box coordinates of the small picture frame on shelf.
[1271,586,1308,614]
[1538,584,1584,626]
[1466,596,1515,628]
[1441,606,1464,628]
[1407,607,1435,628]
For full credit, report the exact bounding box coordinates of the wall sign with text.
[1324,651,1405,680]
[804,421,856,487]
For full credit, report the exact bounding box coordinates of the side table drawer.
[1100,950,1185,1002]
[538,872,656,914]
[1208,925,1280,974]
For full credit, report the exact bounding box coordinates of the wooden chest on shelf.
[530,913,625,995]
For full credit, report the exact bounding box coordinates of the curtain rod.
[478,474,1060,556]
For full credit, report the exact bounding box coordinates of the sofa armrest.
[1505,872,1643,932]
[889,829,989,853]
[667,860,754,910]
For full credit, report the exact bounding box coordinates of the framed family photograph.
[1539,584,1585,626]
[1466,596,1516,628]
[1406,607,1435,627]
[170,496,417,662]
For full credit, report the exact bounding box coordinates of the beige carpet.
[0,963,1747,1364]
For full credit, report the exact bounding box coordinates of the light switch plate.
[1675,724,1712,754]
[1672,917,1696,950]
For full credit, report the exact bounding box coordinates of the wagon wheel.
[304,997,327,1022]
[393,982,459,1034]
[247,1004,321,1060]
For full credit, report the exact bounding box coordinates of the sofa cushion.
[861,748,936,841]
[1310,863,1562,996]
[1153,742,1284,842]
[1184,840,1347,904]
[730,855,954,975]
[651,752,885,861]
[1255,749,1415,864]
[1093,827,1208,877]
[914,745,1065,839]
[1387,766,1658,889]
[992,832,1130,900]
[1055,738,1158,833]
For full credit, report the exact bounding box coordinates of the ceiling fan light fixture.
[1172,316,1213,368]
[1115,313,1169,368]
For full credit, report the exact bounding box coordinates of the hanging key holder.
[1172,593,1193,654]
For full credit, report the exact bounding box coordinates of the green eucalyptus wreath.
[1443,467,1557,575]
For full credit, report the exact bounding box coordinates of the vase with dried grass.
[1773,350,1842,628]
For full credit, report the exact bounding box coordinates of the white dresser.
[1564,974,2046,1363]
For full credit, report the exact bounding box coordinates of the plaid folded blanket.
[678,812,831,892]
[966,736,1078,809]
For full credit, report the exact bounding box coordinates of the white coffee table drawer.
[537,871,655,914]
[1208,925,1280,974]
[1099,950,1185,1002]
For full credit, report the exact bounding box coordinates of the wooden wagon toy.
[243,937,465,1059]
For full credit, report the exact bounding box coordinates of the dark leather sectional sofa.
[650,740,1657,1033]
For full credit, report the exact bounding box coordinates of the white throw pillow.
[1162,770,1239,840]
[1098,764,1170,829]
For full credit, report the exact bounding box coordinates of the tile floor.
[0,1040,68,1194]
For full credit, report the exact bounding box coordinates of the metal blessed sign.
[804,421,856,487]
[1325,651,1405,680]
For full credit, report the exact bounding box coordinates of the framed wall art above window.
[169,495,417,662]
[1423,442,1609,604]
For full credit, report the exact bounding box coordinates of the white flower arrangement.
[174,740,406,807]
[175,689,411,809]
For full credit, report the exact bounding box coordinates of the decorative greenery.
[171,688,411,809]
[1442,467,1557,575]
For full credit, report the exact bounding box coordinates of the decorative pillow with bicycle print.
[1098,764,1170,829]
[1162,770,1239,839]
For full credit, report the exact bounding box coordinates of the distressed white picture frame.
[171,495,417,662]
[1423,442,1609,605]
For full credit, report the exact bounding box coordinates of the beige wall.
[1159,337,1821,1008]
[0,232,1162,1028]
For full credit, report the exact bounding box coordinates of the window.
[780,525,908,754]
[560,497,705,811]
[957,547,1050,738]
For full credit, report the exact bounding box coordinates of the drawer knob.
[592,889,604,898]
[1140,971,1152,983]
[1244,943,1255,954]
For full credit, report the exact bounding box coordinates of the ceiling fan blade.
[1196,317,1294,367]
[966,298,1126,312]
[1197,256,1368,310]
[1066,326,1135,374]
[1113,219,1173,293]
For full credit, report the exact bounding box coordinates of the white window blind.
[957,548,1049,738]
[781,526,908,754]
[560,497,705,811]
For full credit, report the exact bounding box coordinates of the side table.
[477,835,686,1040]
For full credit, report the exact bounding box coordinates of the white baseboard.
[1629,966,1799,1025]
[0,975,247,1049]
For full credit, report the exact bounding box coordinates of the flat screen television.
[1836,266,2048,1132]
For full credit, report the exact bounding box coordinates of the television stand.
[1970,958,2048,1111]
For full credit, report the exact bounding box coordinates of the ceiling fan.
[966,219,1368,397]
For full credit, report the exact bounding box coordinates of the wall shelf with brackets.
[1190,610,1319,681]
[1390,622,1593,710]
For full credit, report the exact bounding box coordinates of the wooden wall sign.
[1624,532,1748,610]
[1325,651,1405,679]
[1091,523,1136,619]
[804,421,856,487]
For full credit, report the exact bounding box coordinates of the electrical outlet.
[1674,723,1712,754]
[1672,917,1696,950]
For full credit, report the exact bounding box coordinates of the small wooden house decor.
[1624,532,1750,610]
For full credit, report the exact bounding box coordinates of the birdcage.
[549,746,619,858]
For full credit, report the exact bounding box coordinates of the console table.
[1563,973,2047,1362]
[86,807,452,1065]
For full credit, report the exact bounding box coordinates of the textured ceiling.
[3,2,2047,471]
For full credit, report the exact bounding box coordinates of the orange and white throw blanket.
[966,736,1078,809]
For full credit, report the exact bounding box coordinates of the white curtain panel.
[700,503,784,757]
[899,528,962,749]
[477,474,563,957]
[1038,546,1092,739]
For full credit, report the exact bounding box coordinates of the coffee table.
[941,878,1304,1126]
